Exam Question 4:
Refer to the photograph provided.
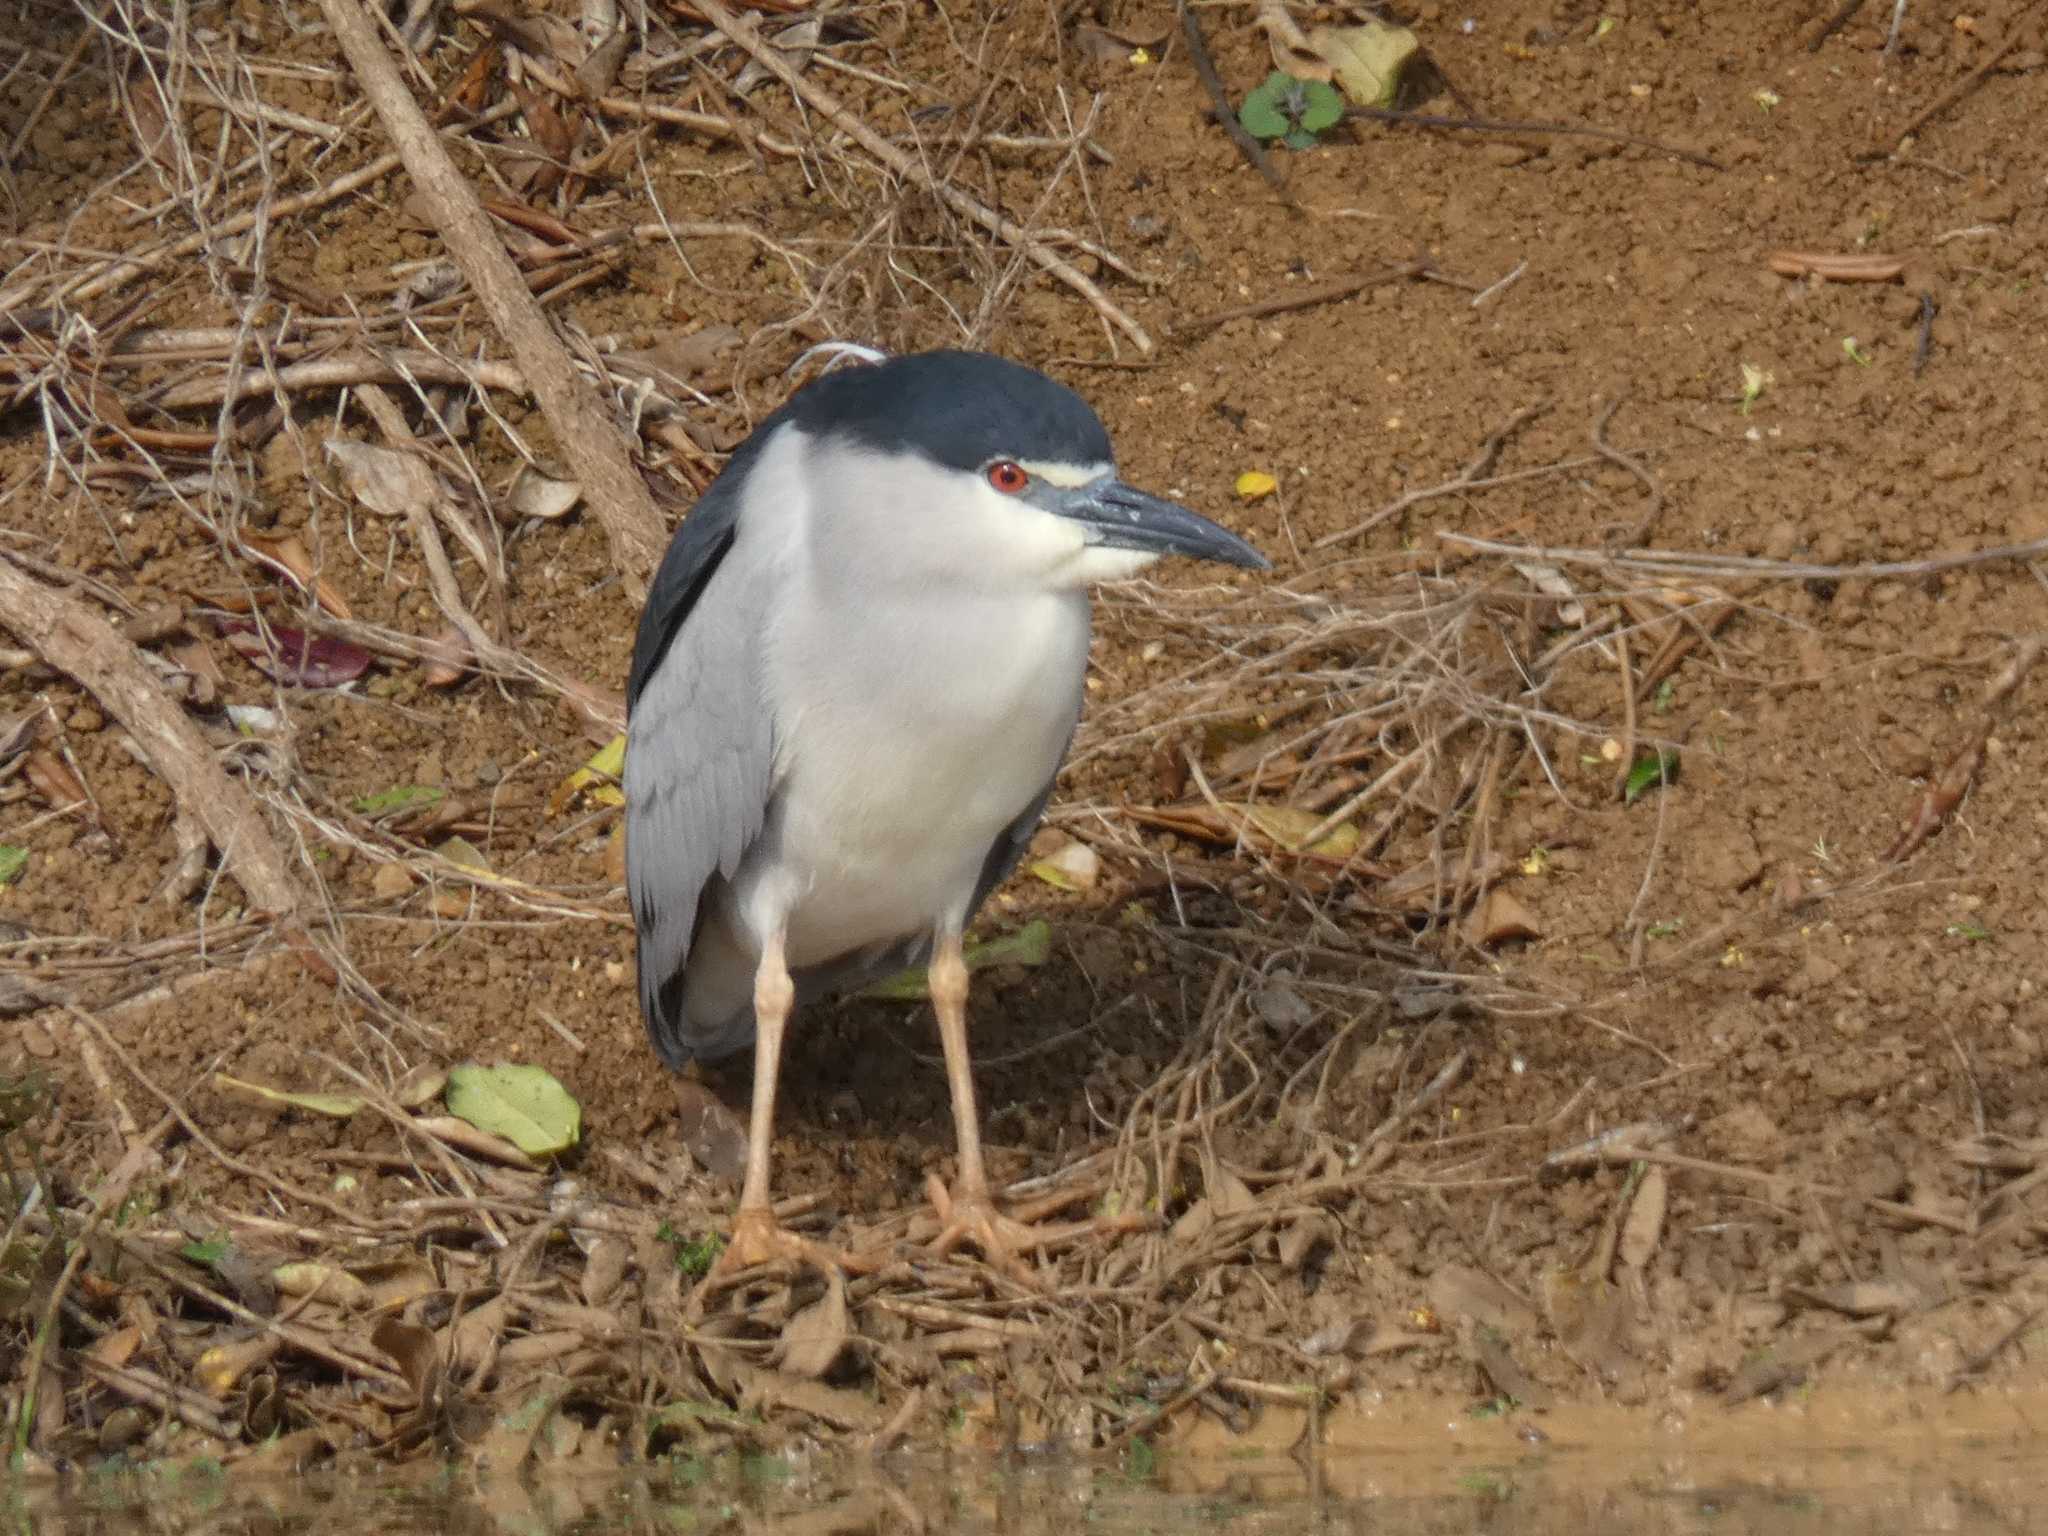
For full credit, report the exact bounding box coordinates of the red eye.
[986,461,1029,495]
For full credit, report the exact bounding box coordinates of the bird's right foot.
[697,1206,879,1292]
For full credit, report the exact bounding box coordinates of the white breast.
[720,430,1094,970]
[763,583,1087,969]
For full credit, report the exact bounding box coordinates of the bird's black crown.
[778,349,1114,474]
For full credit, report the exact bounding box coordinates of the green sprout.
[1623,747,1680,804]
[1239,72,1343,150]
[1842,336,1873,366]
[1738,362,1772,414]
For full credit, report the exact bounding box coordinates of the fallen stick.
[317,0,667,594]
[1884,638,2042,863]
[0,556,317,951]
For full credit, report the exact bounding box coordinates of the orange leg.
[702,926,871,1284]
[922,931,1106,1284]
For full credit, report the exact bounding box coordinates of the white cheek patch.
[1018,459,1114,490]
[1070,546,1160,584]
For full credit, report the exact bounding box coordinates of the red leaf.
[218,619,373,689]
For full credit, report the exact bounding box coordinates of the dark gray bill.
[1052,478,1271,570]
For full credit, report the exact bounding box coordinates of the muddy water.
[9,1389,2045,1534]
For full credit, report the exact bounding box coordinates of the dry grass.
[10,0,2041,1470]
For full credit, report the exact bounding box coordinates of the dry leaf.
[673,1078,748,1183]
[580,1236,632,1309]
[419,624,472,688]
[87,1323,143,1369]
[1467,887,1541,946]
[1029,839,1100,892]
[445,1293,516,1377]
[22,749,86,811]
[1253,0,1333,79]
[1311,20,1419,108]
[325,439,439,519]
[393,1063,449,1109]
[272,1262,371,1308]
[1785,1280,1922,1318]
[502,466,583,523]
[241,534,353,620]
[194,1335,283,1397]
[774,1271,851,1378]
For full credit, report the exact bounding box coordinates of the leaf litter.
[2,0,2046,1483]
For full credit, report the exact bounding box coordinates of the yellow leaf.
[547,731,626,817]
[1311,20,1420,109]
[1235,470,1278,502]
[1234,803,1360,858]
[1029,841,1100,893]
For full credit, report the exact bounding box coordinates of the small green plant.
[671,1230,722,1278]
[1623,747,1680,803]
[1238,72,1343,150]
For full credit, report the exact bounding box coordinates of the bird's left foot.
[921,1174,1112,1286]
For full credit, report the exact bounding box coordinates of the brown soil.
[4,0,2047,1471]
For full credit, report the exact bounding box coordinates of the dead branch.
[1883,638,2042,863]
[317,0,667,594]
[0,554,315,943]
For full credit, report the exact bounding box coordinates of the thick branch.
[0,557,306,924]
[316,0,667,594]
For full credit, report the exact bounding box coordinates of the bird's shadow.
[699,915,1207,1202]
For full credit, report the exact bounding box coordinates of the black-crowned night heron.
[625,348,1267,1278]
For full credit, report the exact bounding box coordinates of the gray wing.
[967,760,1065,920]
[625,471,774,1069]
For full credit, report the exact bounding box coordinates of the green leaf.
[181,1238,228,1267]
[861,919,1054,1001]
[1297,79,1345,132]
[1284,128,1318,150]
[445,1063,582,1158]
[1238,78,1290,140]
[0,846,25,886]
[673,1233,723,1278]
[215,1074,365,1119]
[351,785,447,818]
[1624,748,1680,804]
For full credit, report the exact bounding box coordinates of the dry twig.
[316,0,667,592]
